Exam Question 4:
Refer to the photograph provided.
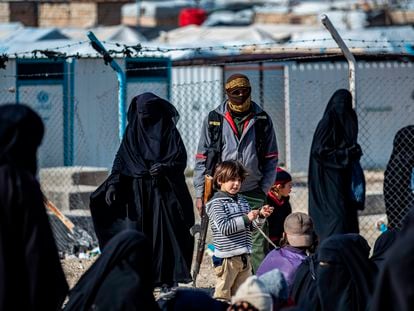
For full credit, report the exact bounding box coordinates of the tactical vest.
[204,110,270,175]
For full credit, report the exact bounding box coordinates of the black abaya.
[317,234,375,311]
[383,125,414,230]
[90,93,195,286]
[0,104,68,310]
[308,89,362,241]
[290,234,375,311]
[370,208,414,311]
[64,230,160,311]
[370,229,397,272]
[290,255,320,311]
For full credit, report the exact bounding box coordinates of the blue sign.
[36,90,51,110]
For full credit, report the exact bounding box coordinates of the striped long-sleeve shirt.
[206,191,265,258]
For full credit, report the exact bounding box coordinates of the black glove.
[105,184,117,206]
[149,163,167,177]
[348,144,362,160]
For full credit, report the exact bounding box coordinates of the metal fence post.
[321,14,357,109]
[87,31,127,141]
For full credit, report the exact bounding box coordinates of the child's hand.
[259,205,274,218]
[247,210,260,221]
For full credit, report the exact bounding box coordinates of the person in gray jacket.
[193,73,278,271]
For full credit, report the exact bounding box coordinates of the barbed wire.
[11,40,90,57]
[1,37,413,61]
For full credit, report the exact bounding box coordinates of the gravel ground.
[61,258,97,289]
[61,252,216,291]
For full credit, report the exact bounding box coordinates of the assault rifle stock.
[190,175,213,287]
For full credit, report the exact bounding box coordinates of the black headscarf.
[111,92,182,178]
[0,104,68,310]
[0,103,44,174]
[370,207,414,311]
[383,125,414,229]
[370,229,398,272]
[308,89,361,241]
[317,234,375,311]
[64,230,160,311]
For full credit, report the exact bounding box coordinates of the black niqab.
[308,89,361,241]
[383,125,414,229]
[0,104,68,310]
[64,230,160,311]
[317,234,375,311]
[90,93,195,286]
[112,92,181,177]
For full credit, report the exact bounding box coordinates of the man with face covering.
[194,74,279,271]
[308,89,362,241]
[0,104,68,310]
[90,93,195,289]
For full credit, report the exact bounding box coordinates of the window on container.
[17,62,64,81]
[126,60,169,79]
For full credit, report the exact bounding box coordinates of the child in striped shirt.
[206,160,273,301]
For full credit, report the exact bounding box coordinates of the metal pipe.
[87,31,127,141]
[321,14,357,109]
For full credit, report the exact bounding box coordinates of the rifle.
[190,174,213,287]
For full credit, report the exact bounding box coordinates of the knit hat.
[257,269,288,306]
[284,212,314,248]
[274,167,292,186]
[232,276,273,311]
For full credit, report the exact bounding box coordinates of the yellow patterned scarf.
[225,75,252,113]
[228,98,251,113]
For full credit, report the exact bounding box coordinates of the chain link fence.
[1,53,413,267]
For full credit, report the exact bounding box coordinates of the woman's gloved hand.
[105,184,117,206]
[149,163,168,176]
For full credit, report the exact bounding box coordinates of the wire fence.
[1,44,413,263]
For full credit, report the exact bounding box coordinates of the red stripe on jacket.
[195,153,207,159]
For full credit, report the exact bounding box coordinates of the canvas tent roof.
[60,25,147,45]
[153,24,307,45]
[285,25,414,54]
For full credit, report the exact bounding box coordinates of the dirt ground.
[61,258,97,289]
[61,253,216,290]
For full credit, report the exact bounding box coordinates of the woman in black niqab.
[317,234,375,311]
[290,234,375,311]
[383,125,414,230]
[0,104,68,310]
[90,92,195,287]
[308,89,362,241]
[64,230,160,311]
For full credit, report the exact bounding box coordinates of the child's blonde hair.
[213,160,248,188]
